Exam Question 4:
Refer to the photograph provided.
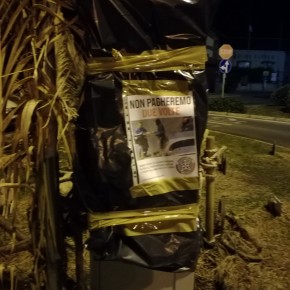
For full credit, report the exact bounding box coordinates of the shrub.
[284,98,290,113]
[209,97,246,113]
[270,84,290,106]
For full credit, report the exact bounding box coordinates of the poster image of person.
[154,118,168,155]
[134,121,150,159]
[181,116,194,132]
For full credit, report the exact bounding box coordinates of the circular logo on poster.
[176,157,195,175]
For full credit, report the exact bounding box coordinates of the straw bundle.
[0,0,85,288]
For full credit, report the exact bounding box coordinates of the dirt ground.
[1,129,290,290]
[195,131,290,290]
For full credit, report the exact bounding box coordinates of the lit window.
[237,61,251,68]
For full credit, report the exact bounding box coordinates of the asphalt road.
[207,113,290,148]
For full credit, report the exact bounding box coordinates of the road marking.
[207,121,231,126]
[226,118,247,124]
[209,117,247,125]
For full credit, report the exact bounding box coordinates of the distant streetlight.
[248,24,253,50]
[247,0,253,49]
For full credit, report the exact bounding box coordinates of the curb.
[208,111,290,124]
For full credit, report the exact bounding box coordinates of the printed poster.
[124,94,199,185]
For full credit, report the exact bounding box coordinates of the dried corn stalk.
[0,0,85,288]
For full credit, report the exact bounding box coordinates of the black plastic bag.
[73,0,216,273]
[76,0,219,54]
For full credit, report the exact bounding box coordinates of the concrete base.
[90,259,194,290]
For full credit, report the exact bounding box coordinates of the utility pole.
[247,0,253,50]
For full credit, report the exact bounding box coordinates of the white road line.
[210,117,247,125]
[207,121,232,126]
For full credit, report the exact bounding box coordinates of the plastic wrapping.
[75,60,207,272]
[76,0,219,54]
[74,0,214,273]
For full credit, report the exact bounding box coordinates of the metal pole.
[204,136,217,244]
[205,170,215,243]
[221,73,226,98]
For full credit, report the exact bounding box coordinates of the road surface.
[207,113,290,148]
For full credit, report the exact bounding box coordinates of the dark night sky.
[212,0,290,51]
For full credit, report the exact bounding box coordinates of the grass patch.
[245,104,290,118]
[211,131,290,200]
[196,131,290,290]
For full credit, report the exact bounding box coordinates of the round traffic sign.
[219,59,232,74]
[219,44,233,59]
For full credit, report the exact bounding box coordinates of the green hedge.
[270,84,290,106]
[209,97,246,113]
[271,84,290,112]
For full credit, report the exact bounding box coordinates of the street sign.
[219,44,233,59]
[219,59,232,74]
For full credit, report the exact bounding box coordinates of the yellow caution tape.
[130,176,200,198]
[122,79,190,96]
[87,46,207,74]
[89,203,199,236]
